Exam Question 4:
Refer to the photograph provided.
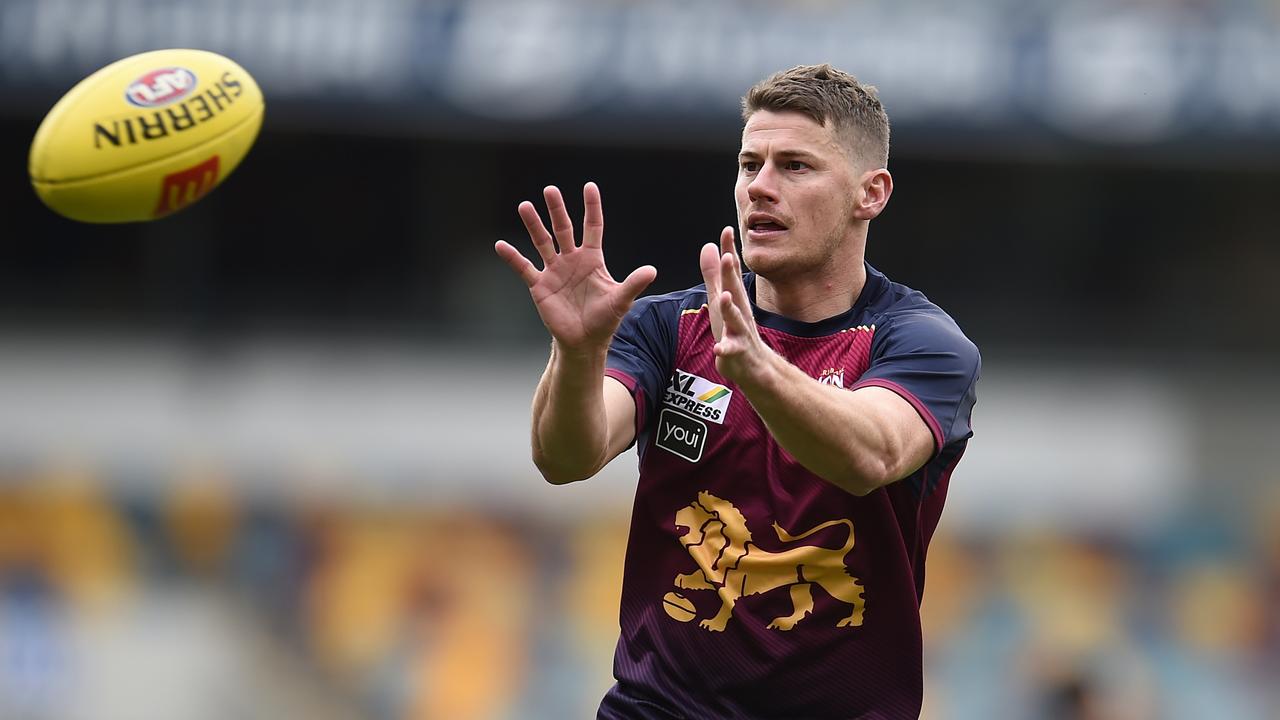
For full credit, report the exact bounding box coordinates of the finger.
[494,240,541,288]
[617,265,658,303]
[543,185,576,253]
[720,253,756,332]
[582,182,604,249]
[712,292,750,359]
[699,243,724,339]
[719,225,746,319]
[517,201,556,266]
[720,250,751,314]
[699,243,722,295]
[720,225,736,258]
[719,290,752,336]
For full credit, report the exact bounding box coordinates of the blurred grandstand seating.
[1,465,1278,718]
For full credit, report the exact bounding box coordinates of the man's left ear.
[853,169,893,221]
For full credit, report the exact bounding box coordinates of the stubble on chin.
[742,238,836,283]
[742,249,801,283]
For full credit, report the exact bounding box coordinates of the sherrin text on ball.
[29,48,264,223]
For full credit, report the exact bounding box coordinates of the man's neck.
[754,259,867,323]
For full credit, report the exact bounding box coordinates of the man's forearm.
[735,353,917,496]
[530,342,612,484]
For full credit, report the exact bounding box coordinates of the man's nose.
[747,165,780,204]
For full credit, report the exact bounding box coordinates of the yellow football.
[29,48,264,223]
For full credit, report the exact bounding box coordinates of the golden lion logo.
[668,491,865,632]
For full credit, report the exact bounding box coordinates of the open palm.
[495,183,656,352]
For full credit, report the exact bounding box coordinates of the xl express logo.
[663,369,732,424]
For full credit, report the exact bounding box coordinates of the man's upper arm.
[603,376,639,463]
[603,294,679,462]
[851,311,981,480]
[849,385,937,485]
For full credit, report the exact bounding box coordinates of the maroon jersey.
[599,264,980,719]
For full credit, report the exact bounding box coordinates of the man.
[495,64,979,719]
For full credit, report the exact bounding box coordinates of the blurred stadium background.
[2,0,1279,718]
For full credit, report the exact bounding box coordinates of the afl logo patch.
[125,67,197,107]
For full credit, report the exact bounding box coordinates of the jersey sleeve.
[852,312,981,454]
[605,296,678,442]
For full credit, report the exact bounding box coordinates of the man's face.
[734,110,862,280]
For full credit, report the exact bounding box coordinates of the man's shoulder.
[616,285,711,342]
[636,284,710,310]
[629,284,711,319]
[867,266,979,358]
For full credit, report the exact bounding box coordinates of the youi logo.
[125,67,198,108]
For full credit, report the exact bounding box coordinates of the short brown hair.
[742,64,890,169]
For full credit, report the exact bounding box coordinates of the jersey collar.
[742,262,885,338]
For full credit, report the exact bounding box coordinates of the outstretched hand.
[699,227,772,385]
[495,182,657,354]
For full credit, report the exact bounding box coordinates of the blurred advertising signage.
[4,0,1280,143]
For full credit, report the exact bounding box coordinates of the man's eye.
[786,161,809,171]
[741,161,760,172]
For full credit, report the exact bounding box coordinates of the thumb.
[617,265,658,303]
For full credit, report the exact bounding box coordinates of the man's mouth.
[746,214,788,236]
